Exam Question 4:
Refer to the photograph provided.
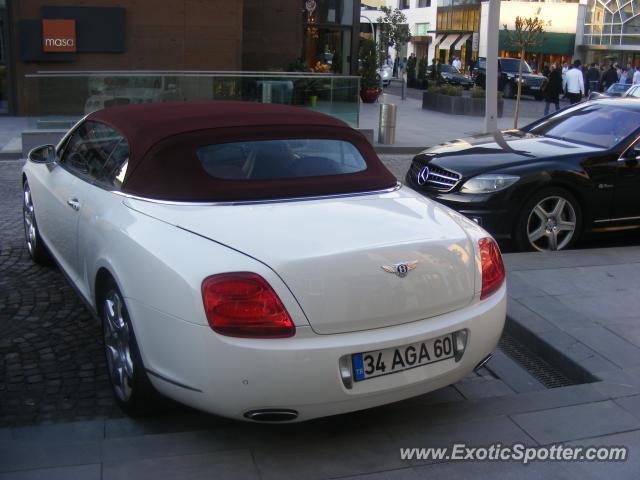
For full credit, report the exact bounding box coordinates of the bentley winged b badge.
[381,260,419,278]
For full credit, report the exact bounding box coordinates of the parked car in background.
[405,98,640,251]
[588,82,633,100]
[23,101,505,422]
[378,64,393,87]
[427,64,473,89]
[473,57,546,100]
[624,84,640,98]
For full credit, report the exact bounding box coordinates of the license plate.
[530,86,540,90]
[352,334,455,382]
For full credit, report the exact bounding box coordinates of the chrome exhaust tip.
[474,353,493,372]
[244,409,298,422]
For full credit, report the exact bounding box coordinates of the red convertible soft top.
[88,101,397,202]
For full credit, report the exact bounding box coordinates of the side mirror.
[28,145,56,164]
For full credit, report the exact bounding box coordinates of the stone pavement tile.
[397,386,465,407]
[614,394,640,420]
[516,295,599,330]
[454,377,515,400]
[606,323,640,349]
[566,430,640,480]
[503,247,640,272]
[104,409,233,438]
[375,383,606,431]
[565,326,640,369]
[484,350,546,394]
[0,464,101,480]
[0,440,101,473]
[337,467,420,480]
[511,400,640,444]
[101,427,261,464]
[385,416,534,466]
[412,460,580,479]
[557,291,640,323]
[533,330,619,375]
[507,297,558,334]
[11,420,105,443]
[251,428,404,480]
[504,272,547,299]
[509,268,593,297]
[103,449,259,480]
[590,370,640,398]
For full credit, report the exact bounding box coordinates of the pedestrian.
[530,58,537,72]
[452,55,462,71]
[542,62,550,77]
[586,62,601,94]
[620,68,629,85]
[544,63,562,115]
[563,59,584,104]
[633,66,640,85]
[431,57,438,81]
[602,63,619,90]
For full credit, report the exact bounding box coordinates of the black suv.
[473,57,546,100]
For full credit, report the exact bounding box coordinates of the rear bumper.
[129,284,506,421]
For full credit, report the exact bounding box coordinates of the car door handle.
[67,198,81,211]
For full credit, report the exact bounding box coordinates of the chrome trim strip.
[594,215,640,224]
[146,369,203,392]
[428,179,457,187]
[113,182,403,206]
[430,172,459,182]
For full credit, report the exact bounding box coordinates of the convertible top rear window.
[88,102,397,202]
[197,139,367,180]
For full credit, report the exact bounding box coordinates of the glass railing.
[23,71,361,128]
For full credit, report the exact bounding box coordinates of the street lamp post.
[484,0,501,133]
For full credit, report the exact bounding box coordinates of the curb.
[373,145,426,155]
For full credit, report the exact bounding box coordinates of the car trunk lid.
[124,189,477,334]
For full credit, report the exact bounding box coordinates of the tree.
[503,16,545,128]
[377,6,412,73]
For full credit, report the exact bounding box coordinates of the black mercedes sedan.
[406,98,640,251]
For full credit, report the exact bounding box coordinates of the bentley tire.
[22,180,51,264]
[102,279,157,415]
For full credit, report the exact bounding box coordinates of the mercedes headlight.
[460,174,519,194]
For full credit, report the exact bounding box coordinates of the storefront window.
[303,1,354,74]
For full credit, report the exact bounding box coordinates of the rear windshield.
[197,139,367,180]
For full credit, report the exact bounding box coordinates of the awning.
[453,34,471,51]
[438,34,459,50]
[499,31,576,55]
[433,34,445,47]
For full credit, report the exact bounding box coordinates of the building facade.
[578,0,640,67]
[387,0,438,67]
[3,0,361,115]
[479,1,582,72]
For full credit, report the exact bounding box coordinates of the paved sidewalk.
[359,91,538,152]
[2,182,640,479]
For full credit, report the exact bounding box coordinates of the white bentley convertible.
[22,101,506,422]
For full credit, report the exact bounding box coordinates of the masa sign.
[42,19,77,52]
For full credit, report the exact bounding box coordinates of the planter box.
[422,91,503,117]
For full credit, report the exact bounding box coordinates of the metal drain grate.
[499,331,576,389]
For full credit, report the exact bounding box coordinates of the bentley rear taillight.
[479,238,505,300]
[202,273,295,338]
